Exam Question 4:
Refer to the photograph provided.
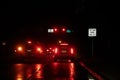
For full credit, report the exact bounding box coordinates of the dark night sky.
[0,0,113,37]
[0,0,117,60]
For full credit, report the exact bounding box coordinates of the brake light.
[37,47,42,53]
[46,49,49,52]
[68,59,71,62]
[62,28,66,32]
[54,28,58,32]
[17,46,23,52]
[70,48,74,54]
[54,48,58,54]
[28,41,32,44]
[60,43,69,46]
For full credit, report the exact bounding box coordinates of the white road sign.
[88,28,97,37]
[48,29,54,33]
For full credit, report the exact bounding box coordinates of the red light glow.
[17,46,23,51]
[28,41,32,44]
[16,77,23,80]
[37,47,42,53]
[54,48,58,54]
[70,48,74,54]
[70,63,75,78]
[46,49,49,52]
[60,43,69,46]
[68,59,71,62]
[54,28,58,32]
[52,49,55,52]
[35,64,43,78]
[62,28,66,32]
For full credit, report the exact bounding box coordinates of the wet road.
[0,62,96,80]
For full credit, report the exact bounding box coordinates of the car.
[53,42,76,62]
[14,40,44,57]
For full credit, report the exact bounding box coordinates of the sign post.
[88,28,97,56]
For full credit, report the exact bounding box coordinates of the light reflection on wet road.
[0,63,95,80]
[13,63,76,80]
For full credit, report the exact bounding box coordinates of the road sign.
[66,29,71,33]
[48,28,72,33]
[48,29,54,33]
[88,28,97,57]
[88,28,97,37]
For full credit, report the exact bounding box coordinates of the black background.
[0,0,118,61]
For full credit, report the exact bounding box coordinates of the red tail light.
[60,43,69,46]
[46,49,49,52]
[54,48,58,54]
[17,46,23,52]
[36,47,43,53]
[62,28,66,32]
[28,41,32,44]
[54,28,58,32]
[70,48,74,54]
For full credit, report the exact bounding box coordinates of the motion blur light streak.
[16,74,23,80]
[35,64,42,72]
[26,65,32,79]
[15,64,25,71]
[70,63,74,69]
[17,77,23,80]
[35,64,43,78]
[26,73,32,79]
[70,63,75,78]
[14,64,25,80]
[35,71,42,78]
[16,72,24,80]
